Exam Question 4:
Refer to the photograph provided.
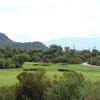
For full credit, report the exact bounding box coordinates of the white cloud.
[0,0,100,42]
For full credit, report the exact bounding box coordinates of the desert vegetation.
[0,45,99,68]
[0,71,100,100]
[0,45,100,100]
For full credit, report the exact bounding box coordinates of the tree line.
[0,45,100,68]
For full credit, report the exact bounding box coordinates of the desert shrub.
[0,59,4,68]
[0,59,17,69]
[66,56,82,64]
[31,56,41,62]
[51,56,67,63]
[0,53,4,58]
[44,70,100,100]
[0,70,100,100]
[88,57,100,66]
[80,81,100,100]
[0,87,15,100]
[96,60,100,66]
[88,58,97,65]
[15,71,51,100]
[44,71,85,100]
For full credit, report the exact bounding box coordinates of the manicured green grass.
[0,69,21,86]
[0,62,100,86]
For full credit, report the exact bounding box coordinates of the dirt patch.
[58,69,70,72]
[24,69,38,71]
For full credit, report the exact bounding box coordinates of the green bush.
[15,71,51,100]
[0,87,15,100]
[31,56,41,62]
[12,54,30,67]
[44,71,85,100]
[66,56,82,64]
[88,57,100,66]
[80,81,100,100]
[0,59,4,68]
[0,59,19,69]
[51,56,67,63]
[0,53,4,58]
[44,71,100,100]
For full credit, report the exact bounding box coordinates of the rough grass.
[0,62,100,86]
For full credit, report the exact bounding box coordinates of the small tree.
[12,54,30,67]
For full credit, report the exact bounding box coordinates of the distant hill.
[0,33,48,49]
[44,37,100,50]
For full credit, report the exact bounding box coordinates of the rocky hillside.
[0,33,48,49]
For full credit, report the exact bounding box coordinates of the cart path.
[82,62,100,68]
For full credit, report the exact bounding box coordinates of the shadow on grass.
[24,69,39,71]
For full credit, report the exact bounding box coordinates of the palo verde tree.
[12,54,30,67]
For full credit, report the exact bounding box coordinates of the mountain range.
[44,37,100,50]
[0,33,99,50]
[0,33,48,49]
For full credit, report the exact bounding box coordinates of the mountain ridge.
[0,33,48,49]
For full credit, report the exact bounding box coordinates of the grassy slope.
[0,62,100,86]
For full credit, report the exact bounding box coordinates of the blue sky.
[44,37,100,50]
[0,0,100,42]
